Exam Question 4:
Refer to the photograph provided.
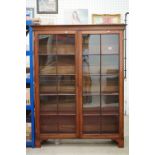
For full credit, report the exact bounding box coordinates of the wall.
[26,0,129,115]
[26,0,129,23]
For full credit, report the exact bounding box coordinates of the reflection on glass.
[58,76,75,93]
[83,75,100,94]
[101,34,119,54]
[82,33,120,134]
[40,115,76,134]
[101,116,119,133]
[57,56,75,74]
[39,34,77,134]
[39,76,57,93]
[83,116,100,134]
[57,34,75,55]
[83,55,100,74]
[83,35,100,54]
[39,55,57,75]
[40,115,58,133]
[59,116,76,133]
[39,55,75,75]
[101,55,119,74]
[83,95,100,114]
[101,95,119,115]
[101,75,119,93]
[39,34,75,55]
[39,35,57,54]
[40,96,57,114]
[58,95,76,114]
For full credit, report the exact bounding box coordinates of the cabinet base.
[35,138,124,148]
[35,140,41,148]
[113,138,124,148]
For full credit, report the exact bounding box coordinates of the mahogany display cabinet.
[32,24,125,147]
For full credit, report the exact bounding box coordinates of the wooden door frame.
[34,31,80,147]
[78,30,124,142]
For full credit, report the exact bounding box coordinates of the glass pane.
[83,75,100,94]
[59,116,76,133]
[39,35,57,54]
[82,33,120,135]
[83,116,100,134]
[39,55,57,75]
[101,75,119,93]
[39,76,57,94]
[58,75,75,93]
[40,96,57,114]
[39,34,75,55]
[83,35,100,54]
[39,34,77,134]
[40,115,58,133]
[83,55,100,74]
[101,55,119,74]
[101,116,119,133]
[83,95,100,114]
[101,34,119,54]
[57,34,75,55]
[57,55,75,74]
[101,95,119,115]
[58,95,76,114]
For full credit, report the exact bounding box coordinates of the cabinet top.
[32,24,126,31]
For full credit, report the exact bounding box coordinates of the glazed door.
[37,32,78,137]
[80,32,121,136]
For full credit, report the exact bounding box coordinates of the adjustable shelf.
[26,20,35,148]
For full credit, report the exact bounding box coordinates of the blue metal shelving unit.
[26,20,35,147]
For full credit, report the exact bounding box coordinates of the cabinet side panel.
[34,32,41,146]
[119,31,124,139]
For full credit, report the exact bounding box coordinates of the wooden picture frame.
[92,14,121,24]
[37,0,58,14]
[26,8,35,19]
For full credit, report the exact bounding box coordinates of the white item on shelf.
[26,56,30,68]
[26,33,30,51]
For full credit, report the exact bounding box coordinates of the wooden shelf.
[83,92,119,96]
[83,113,119,116]
[39,53,75,56]
[83,73,119,76]
[39,74,75,76]
[40,93,76,96]
[40,112,76,116]
[83,53,119,55]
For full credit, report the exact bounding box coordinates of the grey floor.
[26,116,129,155]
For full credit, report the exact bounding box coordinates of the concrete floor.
[27,116,129,155]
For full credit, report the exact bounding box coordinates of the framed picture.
[64,9,88,24]
[37,0,58,14]
[26,8,34,19]
[92,14,121,24]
